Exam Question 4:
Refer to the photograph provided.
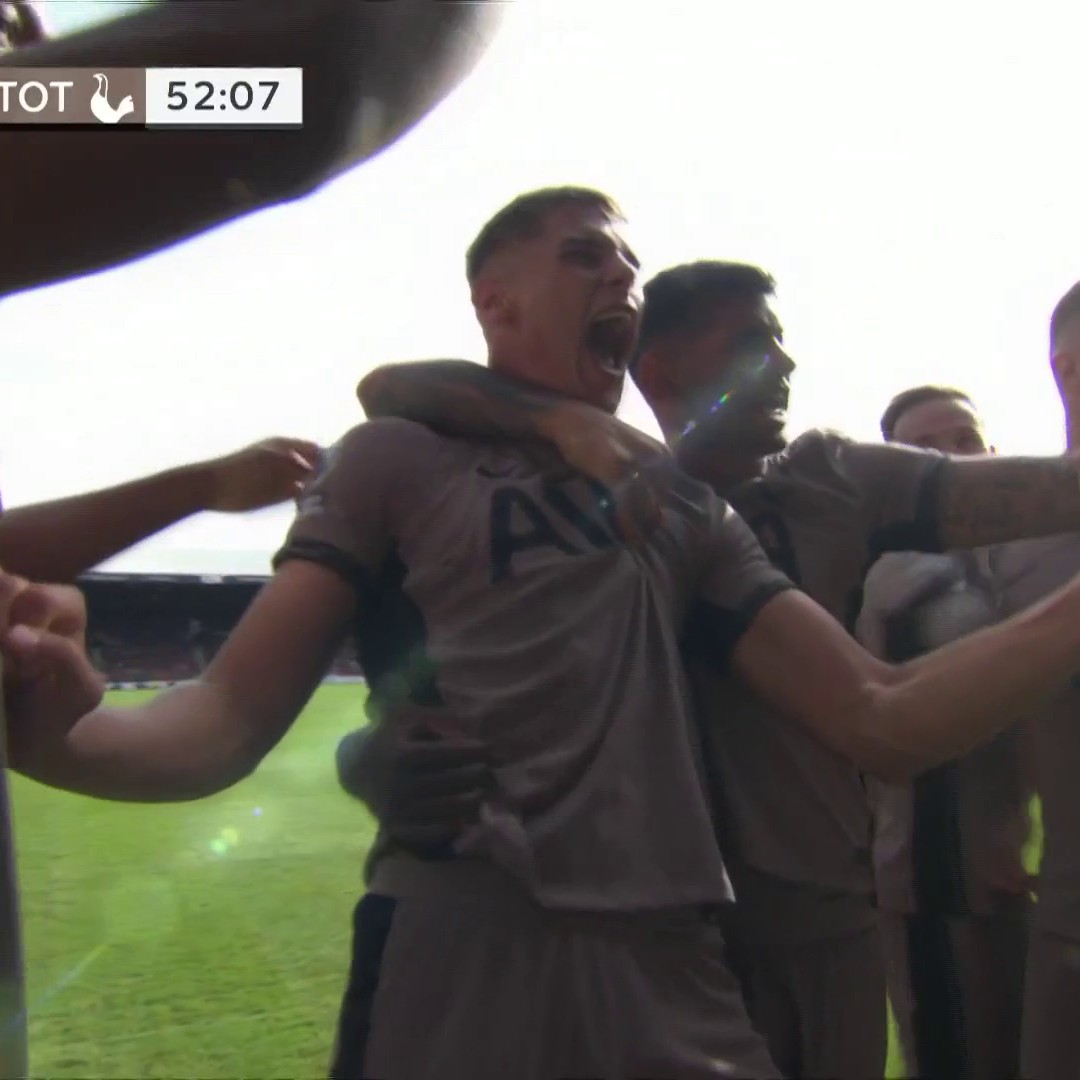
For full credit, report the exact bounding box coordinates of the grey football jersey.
[860,550,1033,917]
[276,418,794,912]
[683,430,946,941]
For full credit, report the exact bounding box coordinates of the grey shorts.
[330,857,780,1080]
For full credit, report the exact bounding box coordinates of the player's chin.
[690,409,787,456]
[757,427,789,456]
[595,381,625,415]
[741,408,788,452]
[576,371,626,415]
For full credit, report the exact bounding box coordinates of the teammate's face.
[640,294,794,457]
[474,203,642,414]
[891,397,991,456]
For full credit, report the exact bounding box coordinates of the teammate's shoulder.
[782,427,934,476]
[766,427,854,476]
[322,418,445,480]
[671,474,756,543]
[663,460,728,520]
[333,417,444,455]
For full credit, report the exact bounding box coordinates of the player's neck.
[671,438,766,495]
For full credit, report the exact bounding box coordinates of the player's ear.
[471,274,513,333]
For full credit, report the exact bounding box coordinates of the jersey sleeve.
[690,497,798,665]
[821,432,947,555]
[272,418,435,590]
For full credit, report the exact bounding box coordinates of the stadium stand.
[79,572,363,688]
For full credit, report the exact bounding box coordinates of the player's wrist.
[181,458,226,514]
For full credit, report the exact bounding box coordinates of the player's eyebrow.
[562,229,641,271]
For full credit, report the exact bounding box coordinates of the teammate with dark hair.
[879,385,982,447]
[858,388,1031,1080]
[352,256,1080,1079]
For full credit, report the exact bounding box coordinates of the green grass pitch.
[12,685,1038,1077]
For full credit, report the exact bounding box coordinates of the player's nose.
[603,250,637,292]
[768,342,796,377]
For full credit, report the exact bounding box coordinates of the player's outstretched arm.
[7,559,355,800]
[727,581,1080,782]
[0,1,501,299]
[934,452,1080,549]
[0,437,319,582]
[6,418,427,799]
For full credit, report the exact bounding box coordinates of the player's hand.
[205,437,321,513]
[0,573,86,644]
[0,574,105,763]
[538,401,670,546]
[336,705,491,854]
[0,2,45,49]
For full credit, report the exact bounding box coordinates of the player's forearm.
[0,0,387,296]
[359,360,567,443]
[858,579,1080,780]
[0,462,217,582]
[936,453,1080,549]
[11,679,261,802]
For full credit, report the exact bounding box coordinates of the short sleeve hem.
[272,537,378,599]
[688,577,797,668]
[869,454,947,556]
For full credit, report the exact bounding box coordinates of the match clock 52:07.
[145,67,302,127]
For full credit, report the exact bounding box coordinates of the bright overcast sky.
[5,0,1080,574]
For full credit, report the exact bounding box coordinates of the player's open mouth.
[586,308,638,376]
[745,381,790,417]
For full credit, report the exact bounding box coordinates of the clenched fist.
[0,574,105,769]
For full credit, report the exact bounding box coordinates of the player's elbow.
[839,677,928,783]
